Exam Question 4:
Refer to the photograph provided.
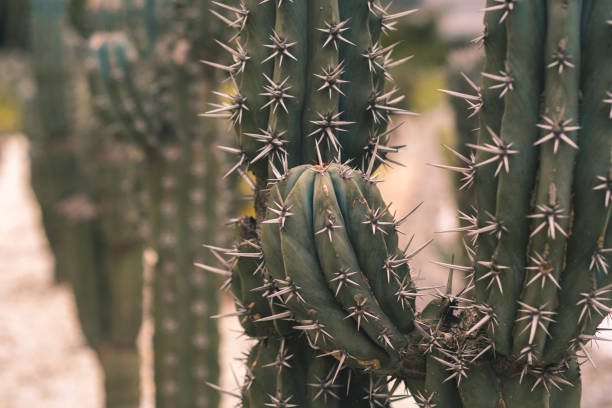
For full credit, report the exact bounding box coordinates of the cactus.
[202,0,423,405]
[86,1,226,406]
[205,0,612,407]
[29,1,146,407]
[204,0,415,185]
[430,0,612,405]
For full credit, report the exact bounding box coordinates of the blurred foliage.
[0,54,33,135]
[382,10,449,111]
[0,0,30,49]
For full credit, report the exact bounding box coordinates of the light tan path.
[0,135,103,408]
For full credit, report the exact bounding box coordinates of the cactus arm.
[94,40,148,146]
[484,0,546,355]
[313,171,408,356]
[328,169,414,333]
[512,0,583,361]
[472,1,508,301]
[279,182,391,365]
[111,41,155,142]
[262,168,391,365]
[543,0,612,362]
[301,0,341,164]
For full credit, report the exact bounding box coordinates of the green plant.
[218,217,395,407]
[207,0,612,407]
[203,0,423,405]
[203,0,415,186]
[86,1,226,406]
[29,1,146,407]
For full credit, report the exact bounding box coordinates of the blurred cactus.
[85,1,226,407]
[29,0,145,407]
[0,0,30,49]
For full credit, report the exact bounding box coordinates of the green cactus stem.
[430,0,612,405]
[86,1,226,406]
[205,0,415,182]
[30,1,146,406]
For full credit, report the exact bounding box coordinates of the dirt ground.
[1,108,612,407]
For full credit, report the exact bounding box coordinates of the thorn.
[477,259,509,295]
[535,113,580,153]
[527,183,568,239]
[259,74,295,113]
[245,127,289,165]
[482,65,514,98]
[262,30,297,66]
[525,252,561,289]
[206,382,241,399]
[317,19,355,50]
[255,310,294,322]
[482,0,515,24]
[546,38,575,74]
[516,301,556,344]
[330,267,359,296]
[314,61,348,99]
[315,209,343,242]
[309,111,354,155]
[468,126,518,176]
[345,298,379,331]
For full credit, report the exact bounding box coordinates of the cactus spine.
[87,1,225,406]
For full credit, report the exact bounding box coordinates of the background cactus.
[29,0,146,406]
[86,1,227,406]
[0,0,30,50]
